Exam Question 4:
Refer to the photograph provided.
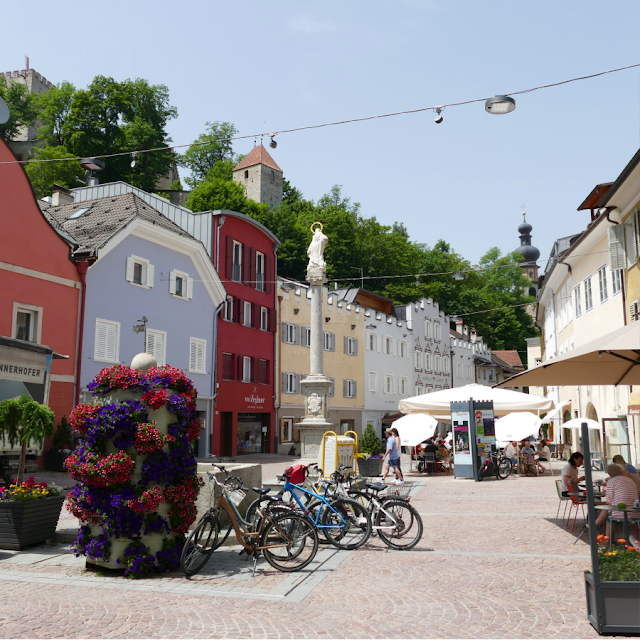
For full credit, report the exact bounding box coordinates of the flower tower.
[65,355,203,577]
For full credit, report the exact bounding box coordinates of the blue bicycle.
[281,467,372,550]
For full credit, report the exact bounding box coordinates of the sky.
[2,0,640,268]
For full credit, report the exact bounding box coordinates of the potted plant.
[45,416,74,472]
[357,424,384,477]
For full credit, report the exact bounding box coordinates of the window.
[368,372,378,392]
[244,170,249,179]
[598,266,608,304]
[242,356,252,382]
[443,358,450,374]
[624,210,640,268]
[282,322,299,345]
[94,319,120,363]
[366,332,376,351]
[344,336,358,356]
[13,304,41,343]
[224,296,234,322]
[425,353,432,371]
[434,355,441,373]
[612,269,622,296]
[301,327,311,347]
[126,255,153,288]
[323,331,335,351]
[383,336,394,355]
[399,341,408,358]
[384,375,394,394]
[344,379,357,398]
[222,353,235,380]
[457,362,463,378]
[574,284,582,318]
[146,329,166,366]
[244,301,252,327]
[170,270,193,299]
[256,252,265,291]
[488,369,495,382]
[281,418,293,443]
[466,364,472,379]
[426,385,433,394]
[260,307,269,331]
[415,385,424,395]
[259,359,270,385]
[584,276,593,313]
[399,377,408,395]
[424,319,432,339]
[414,351,423,370]
[283,372,299,394]
[186,337,206,373]
[271,170,275,180]
[434,323,441,341]
[15,311,34,341]
[232,241,242,282]
[67,206,91,220]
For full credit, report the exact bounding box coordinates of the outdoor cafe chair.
[554,479,571,525]
[566,490,587,532]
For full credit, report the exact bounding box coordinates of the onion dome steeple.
[514,211,540,264]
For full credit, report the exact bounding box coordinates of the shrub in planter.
[66,364,203,576]
[356,424,383,476]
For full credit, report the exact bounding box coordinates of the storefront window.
[237,413,264,454]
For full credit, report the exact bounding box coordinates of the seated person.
[612,454,638,475]
[504,441,519,466]
[595,464,640,536]
[437,443,449,461]
[536,440,551,473]
[521,440,537,475]
[560,452,585,497]
[423,439,438,472]
[615,461,640,497]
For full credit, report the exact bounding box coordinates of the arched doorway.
[562,409,572,453]
[585,403,602,456]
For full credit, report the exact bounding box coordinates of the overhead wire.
[1,62,639,166]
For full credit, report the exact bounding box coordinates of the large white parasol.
[392,413,439,448]
[494,412,542,443]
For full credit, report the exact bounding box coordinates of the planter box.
[44,451,70,473]
[0,495,66,550]
[585,570,640,636]
[357,458,383,477]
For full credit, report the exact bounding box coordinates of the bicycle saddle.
[366,483,386,491]
[252,487,271,495]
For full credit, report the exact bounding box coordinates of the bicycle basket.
[381,483,414,500]
[226,488,246,507]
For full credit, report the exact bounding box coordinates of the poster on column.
[452,410,471,466]
[475,408,496,457]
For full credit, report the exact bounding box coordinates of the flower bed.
[66,365,203,576]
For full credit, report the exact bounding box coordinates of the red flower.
[141,390,168,410]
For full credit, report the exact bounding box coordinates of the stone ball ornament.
[131,353,158,372]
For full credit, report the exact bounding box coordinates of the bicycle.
[180,465,318,576]
[477,451,512,481]
[279,465,372,550]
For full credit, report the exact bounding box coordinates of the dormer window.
[67,206,91,220]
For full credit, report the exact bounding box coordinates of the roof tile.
[233,145,282,173]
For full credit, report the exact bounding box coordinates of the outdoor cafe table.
[595,504,640,542]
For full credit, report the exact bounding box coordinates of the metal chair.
[555,479,571,525]
[420,452,436,474]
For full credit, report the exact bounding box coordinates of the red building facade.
[211,211,279,456]
[0,139,81,428]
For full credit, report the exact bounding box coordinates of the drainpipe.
[215,215,226,274]
[210,300,225,455]
[74,260,91,406]
[275,292,283,454]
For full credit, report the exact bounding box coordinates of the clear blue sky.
[2,1,639,267]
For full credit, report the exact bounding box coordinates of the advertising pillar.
[451,400,495,481]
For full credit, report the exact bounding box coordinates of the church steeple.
[232,145,283,210]
[514,210,540,299]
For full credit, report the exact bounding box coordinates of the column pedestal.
[297,374,334,458]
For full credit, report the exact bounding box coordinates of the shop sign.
[238,413,262,421]
[244,388,267,409]
[629,405,640,415]
[0,345,46,384]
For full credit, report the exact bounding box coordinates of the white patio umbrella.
[398,383,554,417]
[494,412,542,443]
[392,413,438,448]
[558,418,602,430]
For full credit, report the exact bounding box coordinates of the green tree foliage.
[360,423,382,457]
[25,146,84,199]
[179,121,239,187]
[33,81,76,147]
[0,76,38,141]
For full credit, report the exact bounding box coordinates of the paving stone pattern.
[0,461,605,638]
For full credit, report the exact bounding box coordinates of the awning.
[540,400,571,424]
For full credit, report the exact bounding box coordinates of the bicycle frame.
[282,479,348,530]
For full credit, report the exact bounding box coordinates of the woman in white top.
[560,452,584,497]
[536,440,551,474]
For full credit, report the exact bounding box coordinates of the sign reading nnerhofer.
[0,345,46,384]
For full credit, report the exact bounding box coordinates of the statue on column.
[306,222,328,281]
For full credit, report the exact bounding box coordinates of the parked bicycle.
[477,450,512,481]
[180,465,318,576]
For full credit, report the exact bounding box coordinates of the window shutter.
[265,255,272,294]
[293,324,300,345]
[146,263,154,288]
[343,379,348,397]
[186,277,194,300]
[329,377,335,397]
[282,322,289,342]
[189,339,198,371]
[235,298,242,324]
[608,226,626,270]
[241,244,249,284]
[237,355,244,381]
[353,339,358,356]
[126,257,135,282]
[250,357,255,382]
[294,373,300,394]
[282,372,288,393]
[225,236,233,279]
[630,210,640,265]
[169,271,176,294]
[95,321,117,362]
[344,336,349,354]
[391,339,396,356]
[377,335,382,353]
[352,380,357,398]
[249,248,256,287]
[330,333,336,351]
[251,303,258,329]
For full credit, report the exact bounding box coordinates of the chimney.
[51,184,74,206]
[455,318,464,334]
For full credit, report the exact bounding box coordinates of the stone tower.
[232,144,283,209]
[514,211,541,299]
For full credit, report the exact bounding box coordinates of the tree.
[0,76,37,142]
[179,121,239,187]
[33,81,76,147]
[25,146,84,199]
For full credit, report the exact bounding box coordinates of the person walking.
[381,428,404,484]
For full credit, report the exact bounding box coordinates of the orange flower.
[617,538,627,544]
[626,546,636,552]
[603,536,610,541]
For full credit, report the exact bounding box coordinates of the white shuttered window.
[146,329,166,366]
[95,319,120,363]
[189,338,206,373]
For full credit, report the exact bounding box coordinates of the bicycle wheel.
[477,462,486,481]
[497,457,512,479]
[375,499,423,550]
[320,497,372,550]
[180,516,219,575]
[260,511,318,572]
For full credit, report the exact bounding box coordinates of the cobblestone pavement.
[0,461,605,638]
